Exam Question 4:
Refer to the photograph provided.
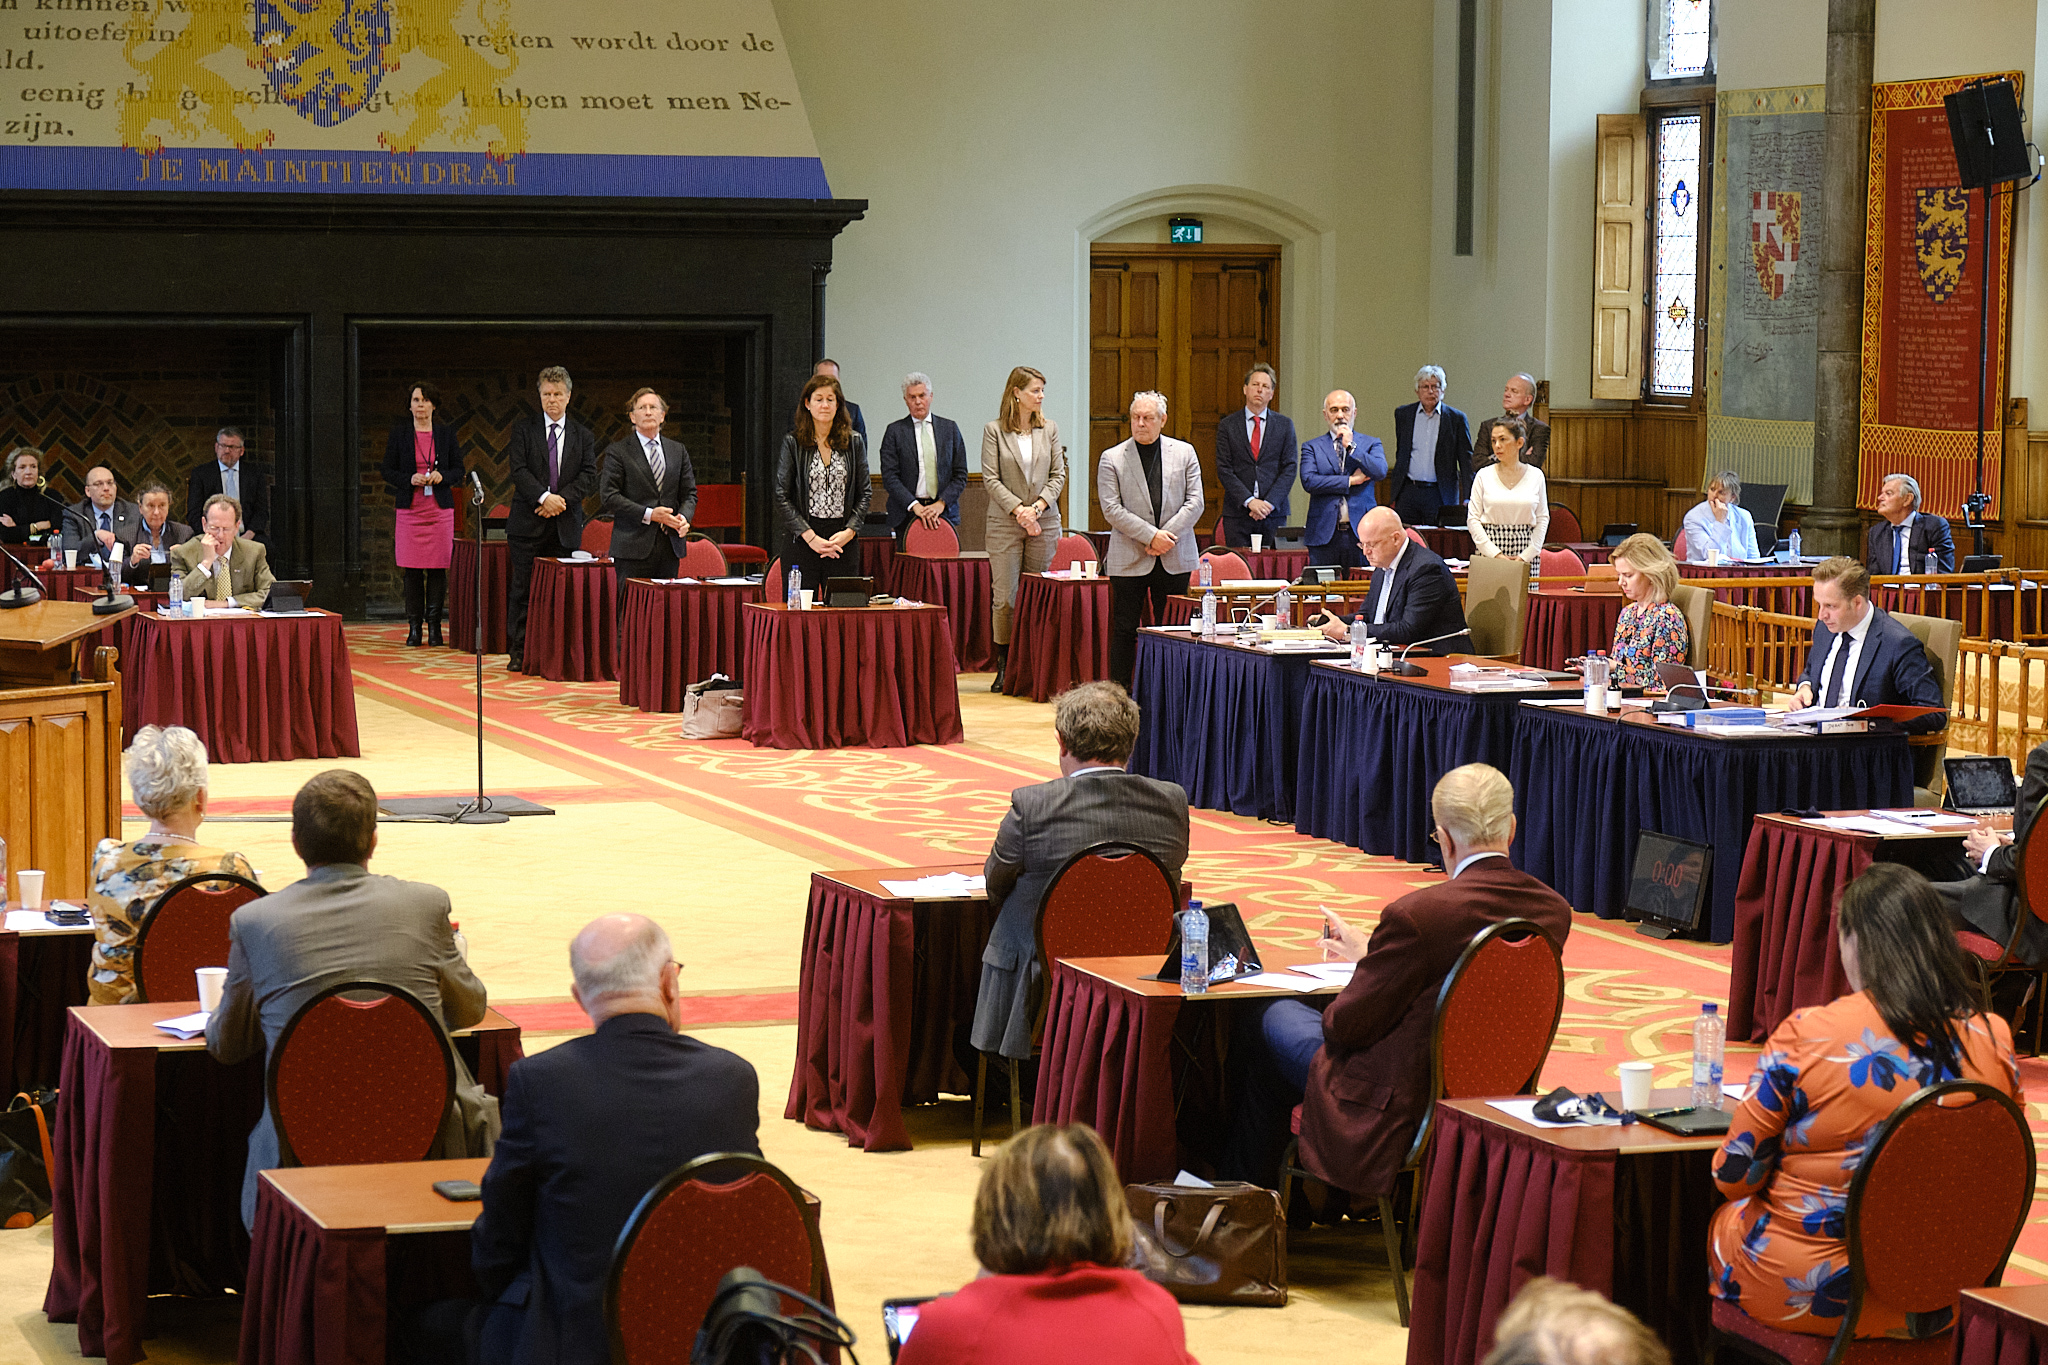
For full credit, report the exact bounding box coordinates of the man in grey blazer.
[972,682,1190,1061]
[206,769,495,1227]
[1098,390,1205,688]
[69,465,142,571]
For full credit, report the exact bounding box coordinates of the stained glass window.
[1665,0,1711,79]
[1650,113,1703,396]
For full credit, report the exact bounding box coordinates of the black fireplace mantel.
[0,189,868,614]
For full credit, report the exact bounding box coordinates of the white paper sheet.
[1289,961,1358,981]
[1233,971,1323,992]
[1872,809,1974,829]
[153,1010,211,1039]
[1806,816,1915,836]
[1522,696,1592,707]
[879,873,987,898]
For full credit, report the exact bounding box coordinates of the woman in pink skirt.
[381,380,464,645]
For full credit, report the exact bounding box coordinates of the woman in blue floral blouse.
[1607,533,1690,687]
[1708,864,2018,1338]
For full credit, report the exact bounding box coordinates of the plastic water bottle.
[1350,615,1370,669]
[786,566,801,610]
[1788,528,1802,562]
[1197,556,1213,589]
[1692,1002,1725,1109]
[1179,901,1209,995]
[167,569,183,616]
[1201,589,1218,637]
[1584,651,1609,715]
[1274,583,1292,627]
[451,919,469,962]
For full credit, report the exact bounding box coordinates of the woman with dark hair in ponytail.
[1707,863,2018,1339]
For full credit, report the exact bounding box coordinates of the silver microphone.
[1387,629,1473,676]
[469,470,486,505]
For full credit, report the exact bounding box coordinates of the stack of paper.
[879,872,987,898]
[154,1011,211,1039]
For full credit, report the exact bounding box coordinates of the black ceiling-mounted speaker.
[1945,79,2031,189]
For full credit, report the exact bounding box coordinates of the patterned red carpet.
[340,625,2048,1279]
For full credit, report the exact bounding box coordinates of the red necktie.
[1251,414,1264,455]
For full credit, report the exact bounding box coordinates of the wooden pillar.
[1806,0,1876,555]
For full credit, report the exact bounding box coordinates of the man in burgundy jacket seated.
[1220,763,1572,1199]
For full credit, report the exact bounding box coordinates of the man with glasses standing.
[186,427,272,546]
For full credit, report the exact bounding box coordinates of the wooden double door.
[1087,246,1281,533]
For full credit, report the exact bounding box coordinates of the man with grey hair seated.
[972,681,1190,1064]
[470,913,760,1365]
[879,370,969,539]
[1865,470,1955,575]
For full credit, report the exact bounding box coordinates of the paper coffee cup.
[1084,561,1099,578]
[196,967,228,1013]
[1619,1061,1655,1112]
[16,869,44,910]
[1251,534,1263,553]
[64,547,79,569]
[191,594,206,617]
[798,589,815,610]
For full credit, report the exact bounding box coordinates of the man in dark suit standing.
[469,913,760,1365]
[1312,507,1471,653]
[1388,366,1474,526]
[1932,739,2048,969]
[1864,472,1956,575]
[598,387,696,616]
[1475,373,1551,472]
[1300,390,1387,572]
[1213,362,1297,549]
[206,769,495,1228]
[69,465,141,571]
[813,358,866,448]
[1786,556,1945,732]
[120,481,192,585]
[186,426,272,545]
[504,366,600,672]
[972,682,1190,1062]
[878,371,969,539]
[1221,764,1571,1192]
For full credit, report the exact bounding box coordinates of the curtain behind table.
[1409,1106,1617,1365]
[1129,634,1282,821]
[9,935,94,1091]
[149,1049,262,1297]
[905,898,998,1104]
[1729,823,1867,1042]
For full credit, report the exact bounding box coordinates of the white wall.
[774,0,1436,525]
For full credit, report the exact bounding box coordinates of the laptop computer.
[1945,756,2019,815]
[1653,660,1711,709]
[1599,523,1639,547]
[823,576,873,607]
[1962,554,2003,573]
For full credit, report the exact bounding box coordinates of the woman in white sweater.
[1467,417,1548,564]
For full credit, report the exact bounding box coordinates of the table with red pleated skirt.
[449,539,509,655]
[890,551,994,672]
[521,555,615,682]
[617,578,764,711]
[740,601,962,748]
[1520,587,1626,670]
[121,608,361,763]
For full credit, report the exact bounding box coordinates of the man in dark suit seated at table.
[1863,471,1956,576]
[466,913,760,1365]
[1218,763,1572,1201]
[69,465,141,571]
[206,769,496,1228]
[1784,555,1946,733]
[971,681,1191,1067]
[1931,739,2048,970]
[504,365,599,673]
[879,371,969,542]
[1309,506,1471,654]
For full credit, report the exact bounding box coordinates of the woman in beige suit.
[983,366,1067,691]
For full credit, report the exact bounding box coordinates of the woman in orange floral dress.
[1708,864,2018,1339]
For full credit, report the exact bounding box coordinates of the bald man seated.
[468,915,761,1365]
[1312,507,1471,654]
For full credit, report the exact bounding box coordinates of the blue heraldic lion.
[256,0,391,127]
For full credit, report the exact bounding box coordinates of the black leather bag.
[1126,1180,1287,1306]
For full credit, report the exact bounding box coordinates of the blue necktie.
[1894,524,1906,573]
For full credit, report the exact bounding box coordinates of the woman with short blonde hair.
[897,1124,1194,1364]
[87,726,258,1005]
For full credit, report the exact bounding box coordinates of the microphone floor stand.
[449,480,509,825]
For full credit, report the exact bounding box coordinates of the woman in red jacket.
[897,1124,1198,1365]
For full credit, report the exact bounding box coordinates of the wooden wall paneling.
[0,714,29,903]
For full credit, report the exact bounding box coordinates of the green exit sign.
[1169,217,1203,244]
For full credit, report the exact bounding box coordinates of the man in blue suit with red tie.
[1300,389,1386,572]
[1212,362,1297,549]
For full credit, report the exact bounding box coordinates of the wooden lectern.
[0,600,134,901]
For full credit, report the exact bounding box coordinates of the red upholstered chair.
[1538,548,1586,579]
[971,842,1179,1156]
[719,543,768,567]
[1278,917,1564,1325]
[1674,528,1690,561]
[763,558,783,604]
[677,536,728,579]
[1709,1080,2033,1365]
[1201,549,1252,582]
[1546,503,1583,544]
[580,517,614,557]
[1406,527,1427,547]
[606,1153,826,1365]
[266,981,457,1169]
[1048,533,1094,572]
[131,872,265,1003]
[693,483,744,537]
[903,519,961,557]
[1955,803,2048,1054]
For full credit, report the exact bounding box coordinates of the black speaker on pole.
[1945,79,2031,189]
